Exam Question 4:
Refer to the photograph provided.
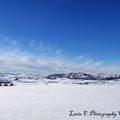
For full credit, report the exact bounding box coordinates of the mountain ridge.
[45,72,120,80]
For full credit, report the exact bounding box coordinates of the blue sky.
[0,0,120,74]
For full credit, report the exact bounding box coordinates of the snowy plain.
[0,82,120,120]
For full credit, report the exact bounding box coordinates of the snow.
[0,83,120,120]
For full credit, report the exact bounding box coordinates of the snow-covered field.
[0,83,120,120]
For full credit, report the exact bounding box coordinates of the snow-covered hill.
[46,72,120,80]
[0,72,120,85]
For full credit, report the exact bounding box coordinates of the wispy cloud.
[29,40,35,47]
[77,55,85,60]
[0,35,120,74]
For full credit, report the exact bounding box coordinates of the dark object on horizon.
[0,78,14,86]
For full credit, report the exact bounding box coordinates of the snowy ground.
[0,83,120,120]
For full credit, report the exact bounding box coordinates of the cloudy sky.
[0,0,120,74]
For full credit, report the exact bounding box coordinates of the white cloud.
[29,40,35,47]
[56,49,62,56]
[77,55,85,60]
[11,40,18,47]
[0,36,120,74]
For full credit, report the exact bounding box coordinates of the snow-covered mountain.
[0,72,120,83]
[46,72,120,80]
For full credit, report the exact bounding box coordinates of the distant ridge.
[46,72,120,80]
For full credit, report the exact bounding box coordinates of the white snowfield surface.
[0,83,120,120]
